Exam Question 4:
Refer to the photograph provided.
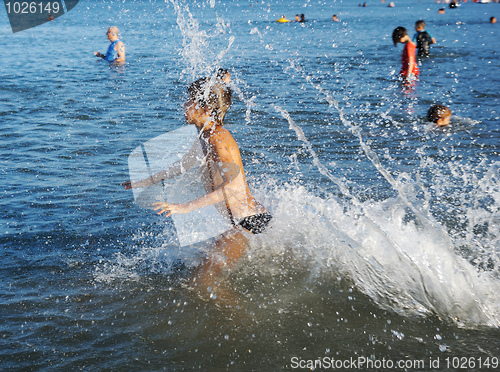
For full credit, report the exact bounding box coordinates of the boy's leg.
[191,227,249,302]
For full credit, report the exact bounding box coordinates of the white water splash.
[252,181,500,328]
[247,26,500,327]
[169,0,234,81]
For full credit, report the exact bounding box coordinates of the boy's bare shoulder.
[209,127,241,163]
[211,127,237,145]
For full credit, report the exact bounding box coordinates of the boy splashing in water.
[125,71,271,296]
[155,75,271,293]
[153,76,271,233]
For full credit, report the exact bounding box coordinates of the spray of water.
[247,25,500,327]
[98,5,500,328]
[169,0,234,81]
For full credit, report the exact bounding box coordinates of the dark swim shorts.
[237,212,272,234]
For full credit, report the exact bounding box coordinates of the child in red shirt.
[392,27,419,82]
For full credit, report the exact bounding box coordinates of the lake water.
[1,0,499,370]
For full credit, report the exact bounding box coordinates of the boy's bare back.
[203,126,263,220]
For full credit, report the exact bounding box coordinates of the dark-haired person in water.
[427,104,451,126]
[392,26,419,83]
[153,78,271,234]
[413,20,436,58]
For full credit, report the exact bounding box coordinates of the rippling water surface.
[1,0,499,370]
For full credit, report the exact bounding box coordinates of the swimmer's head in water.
[392,26,407,46]
[415,20,425,31]
[427,104,452,126]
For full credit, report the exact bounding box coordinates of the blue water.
[1,0,499,370]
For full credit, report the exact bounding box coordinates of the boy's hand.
[152,202,191,217]
[122,181,132,190]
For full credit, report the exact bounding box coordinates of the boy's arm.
[407,56,415,78]
[123,140,199,189]
[153,131,242,217]
[152,161,240,217]
[428,31,436,45]
[153,185,225,217]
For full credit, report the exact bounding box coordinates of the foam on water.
[253,179,500,327]
[247,73,500,327]
[96,160,500,328]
